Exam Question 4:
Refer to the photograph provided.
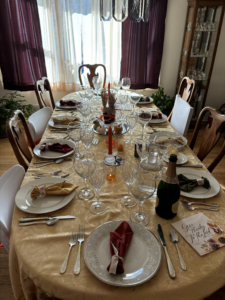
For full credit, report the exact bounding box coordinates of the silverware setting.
[74,225,85,275]
[34,173,70,179]
[179,199,219,207]
[34,158,72,168]
[19,218,59,226]
[180,200,219,211]
[169,229,186,271]
[32,170,62,176]
[60,232,77,274]
[19,215,75,223]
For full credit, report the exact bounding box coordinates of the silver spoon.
[169,229,187,271]
[19,218,59,226]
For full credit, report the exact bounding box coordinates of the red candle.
[108,126,112,155]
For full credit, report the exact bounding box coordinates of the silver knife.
[157,224,176,279]
[19,215,75,223]
[33,159,72,164]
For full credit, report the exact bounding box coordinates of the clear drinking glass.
[118,90,128,115]
[130,91,141,111]
[92,76,103,101]
[130,169,156,226]
[122,77,131,94]
[121,161,139,207]
[67,122,83,158]
[112,78,122,99]
[81,128,94,151]
[73,151,96,201]
[76,103,92,126]
[89,165,107,214]
[85,88,94,103]
[78,85,89,101]
[126,112,138,144]
[137,108,152,140]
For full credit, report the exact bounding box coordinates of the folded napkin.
[60,100,81,106]
[139,96,151,102]
[152,109,162,119]
[107,221,133,274]
[52,117,80,125]
[40,143,73,153]
[139,112,151,119]
[31,181,78,199]
[178,174,210,192]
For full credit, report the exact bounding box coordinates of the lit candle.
[108,126,112,155]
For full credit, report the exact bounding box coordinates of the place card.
[171,213,225,256]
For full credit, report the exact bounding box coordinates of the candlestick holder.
[103,149,118,164]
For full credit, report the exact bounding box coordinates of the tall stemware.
[81,128,94,151]
[86,88,94,103]
[76,103,92,127]
[130,91,141,111]
[73,151,96,201]
[118,90,128,118]
[67,122,84,158]
[112,78,122,99]
[130,169,156,226]
[78,85,89,102]
[137,108,152,140]
[121,160,139,207]
[126,112,138,144]
[122,77,131,95]
[89,165,107,214]
[92,76,102,101]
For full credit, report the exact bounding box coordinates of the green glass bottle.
[155,154,180,219]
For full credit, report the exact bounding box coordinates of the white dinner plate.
[84,220,162,287]
[149,113,167,124]
[56,100,81,110]
[34,139,75,159]
[163,153,188,165]
[15,177,76,214]
[149,131,187,149]
[177,167,221,199]
[48,115,81,129]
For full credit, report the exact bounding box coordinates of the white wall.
[0,0,225,109]
[160,0,225,109]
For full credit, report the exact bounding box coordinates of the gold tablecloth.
[9,94,225,300]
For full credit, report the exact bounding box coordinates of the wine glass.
[130,169,156,226]
[74,151,96,201]
[92,76,102,101]
[122,77,131,94]
[85,88,94,103]
[112,78,122,99]
[130,91,141,111]
[67,122,84,158]
[126,112,138,144]
[121,160,139,207]
[76,103,92,126]
[118,90,128,117]
[78,85,89,102]
[137,108,152,140]
[89,164,107,214]
[81,128,94,151]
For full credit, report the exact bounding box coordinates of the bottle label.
[172,201,179,214]
[155,196,159,208]
[162,175,179,185]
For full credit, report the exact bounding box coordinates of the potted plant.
[0,92,36,138]
[151,86,175,117]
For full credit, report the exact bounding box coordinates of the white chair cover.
[27,107,52,143]
[0,165,25,252]
[170,94,194,137]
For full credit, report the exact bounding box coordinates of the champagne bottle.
[155,154,180,219]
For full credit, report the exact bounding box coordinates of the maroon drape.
[0,0,47,91]
[121,0,168,89]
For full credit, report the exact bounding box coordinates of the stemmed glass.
[126,112,138,144]
[89,165,107,214]
[74,151,96,201]
[85,88,94,103]
[81,128,94,151]
[76,103,92,126]
[121,160,139,207]
[78,85,89,101]
[130,169,156,226]
[130,91,141,111]
[118,90,128,119]
[137,108,152,140]
[92,76,102,101]
[112,78,122,99]
[122,77,131,94]
[67,122,84,158]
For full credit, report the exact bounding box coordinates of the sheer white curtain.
[37,0,122,91]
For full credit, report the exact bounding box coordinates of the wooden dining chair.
[168,77,196,121]
[78,64,106,89]
[189,106,225,173]
[35,77,55,109]
[6,110,35,171]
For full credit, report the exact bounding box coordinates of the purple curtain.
[0,0,47,91]
[121,0,168,89]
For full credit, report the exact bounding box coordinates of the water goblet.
[81,128,94,151]
[126,112,138,144]
[118,90,128,115]
[121,160,139,207]
[67,122,83,158]
[137,108,152,140]
[74,151,96,201]
[86,88,94,103]
[130,169,156,226]
[78,85,89,101]
[130,91,141,111]
[112,78,122,99]
[92,76,102,101]
[89,165,107,214]
[76,103,91,126]
[122,77,131,94]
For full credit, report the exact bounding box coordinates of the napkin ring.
[39,185,46,196]
[197,178,204,186]
[40,143,51,151]
[109,243,123,274]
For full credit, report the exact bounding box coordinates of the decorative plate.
[34,139,75,159]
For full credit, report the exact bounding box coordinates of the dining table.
[9,91,225,300]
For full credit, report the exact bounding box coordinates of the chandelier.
[100,0,151,22]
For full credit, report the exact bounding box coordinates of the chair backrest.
[0,165,25,252]
[189,106,225,172]
[170,94,194,137]
[35,77,55,109]
[27,107,52,143]
[6,110,35,171]
[78,64,106,89]
[168,77,196,121]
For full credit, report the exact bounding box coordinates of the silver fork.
[74,225,85,275]
[60,232,77,274]
[32,170,62,176]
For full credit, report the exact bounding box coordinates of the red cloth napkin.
[107,221,133,274]
[40,143,73,153]
[60,100,81,106]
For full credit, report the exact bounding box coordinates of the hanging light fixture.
[100,0,150,22]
